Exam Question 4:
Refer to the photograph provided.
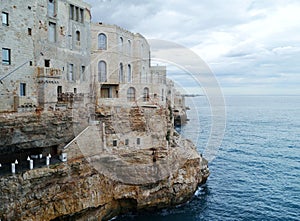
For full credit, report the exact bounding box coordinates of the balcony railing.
[36,67,62,78]
[58,93,84,103]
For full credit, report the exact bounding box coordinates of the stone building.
[91,23,167,111]
[0,0,91,112]
[0,1,185,152]
[90,23,169,150]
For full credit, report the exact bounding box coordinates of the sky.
[86,0,300,95]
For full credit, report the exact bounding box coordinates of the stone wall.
[0,109,88,156]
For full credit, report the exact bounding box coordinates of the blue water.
[116,96,300,220]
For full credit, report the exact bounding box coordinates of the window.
[80,8,84,23]
[125,139,129,145]
[70,5,74,19]
[162,89,164,101]
[74,88,77,94]
[113,140,117,147]
[119,63,123,83]
[20,83,26,96]
[137,138,140,145]
[68,63,74,81]
[143,87,149,102]
[127,87,135,102]
[80,65,86,81]
[75,30,80,41]
[48,0,55,17]
[75,6,79,21]
[57,86,62,95]
[2,12,8,26]
[69,4,84,23]
[119,37,123,51]
[48,22,56,42]
[45,59,50,67]
[127,40,131,55]
[2,48,11,65]
[98,33,107,50]
[28,28,32,36]
[142,66,146,83]
[98,61,107,82]
[127,64,131,83]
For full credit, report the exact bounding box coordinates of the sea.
[115,95,300,221]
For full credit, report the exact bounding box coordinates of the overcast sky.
[86,0,300,95]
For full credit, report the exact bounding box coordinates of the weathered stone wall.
[0,109,88,155]
[0,0,92,112]
[0,1,36,111]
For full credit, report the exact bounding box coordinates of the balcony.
[58,92,84,103]
[14,96,36,112]
[36,67,62,79]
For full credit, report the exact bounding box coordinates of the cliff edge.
[0,134,209,220]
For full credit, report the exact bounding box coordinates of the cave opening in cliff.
[0,145,59,175]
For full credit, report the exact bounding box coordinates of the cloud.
[86,0,300,95]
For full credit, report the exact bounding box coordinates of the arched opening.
[127,87,136,102]
[128,40,131,55]
[127,64,131,83]
[98,33,107,50]
[98,60,107,82]
[75,30,80,41]
[119,63,124,83]
[119,37,123,51]
[143,87,149,102]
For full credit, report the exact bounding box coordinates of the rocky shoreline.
[0,139,209,221]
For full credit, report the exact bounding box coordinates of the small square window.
[113,140,117,147]
[137,138,140,145]
[2,48,11,65]
[28,28,32,36]
[28,6,32,10]
[29,61,33,66]
[125,139,129,145]
[2,12,9,26]
[20,83,26,96]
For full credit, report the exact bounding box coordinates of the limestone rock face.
[0,111,77,154]
[0,143,209,221]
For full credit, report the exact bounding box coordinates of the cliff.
[0,138,209,220]
[0,105,209,220]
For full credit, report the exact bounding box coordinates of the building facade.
[0,0,91,112]
[91,23,167,112]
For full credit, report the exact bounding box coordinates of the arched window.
[119,37,123,51]
[75,30,80,41]
[127,40,131,55]
[127,64,131,83]
[98,60,107,82]
[119,63,123,83]
[127,87,135,102]
[143,87,149,102]
[98,33,107,50]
